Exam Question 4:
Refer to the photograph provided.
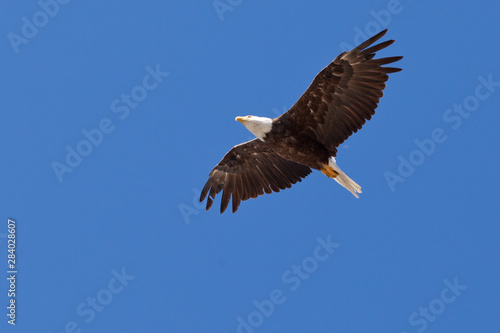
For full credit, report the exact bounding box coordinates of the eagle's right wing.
[200,139,311,213]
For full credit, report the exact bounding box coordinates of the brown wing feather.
[276,29,402,154]
[200,139,311,213]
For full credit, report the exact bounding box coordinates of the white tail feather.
[328,157,362,198]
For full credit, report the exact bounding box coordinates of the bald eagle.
[200,29,402,213]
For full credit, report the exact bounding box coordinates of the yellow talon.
[320,165,339,178]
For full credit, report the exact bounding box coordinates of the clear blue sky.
[1,1,499,332]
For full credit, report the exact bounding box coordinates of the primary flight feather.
[200,29,402,213]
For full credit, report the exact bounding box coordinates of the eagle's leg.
[320,165,339,178]
[321,157,362,198]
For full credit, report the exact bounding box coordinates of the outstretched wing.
[276,29,402,154]
[200,139,312,213]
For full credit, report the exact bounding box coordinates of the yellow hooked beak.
[235,116,246,123]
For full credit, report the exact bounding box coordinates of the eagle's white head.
[235,115,273,141]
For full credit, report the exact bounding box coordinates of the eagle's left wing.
[276,29,402,154]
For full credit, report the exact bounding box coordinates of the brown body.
[265,118,331,170]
